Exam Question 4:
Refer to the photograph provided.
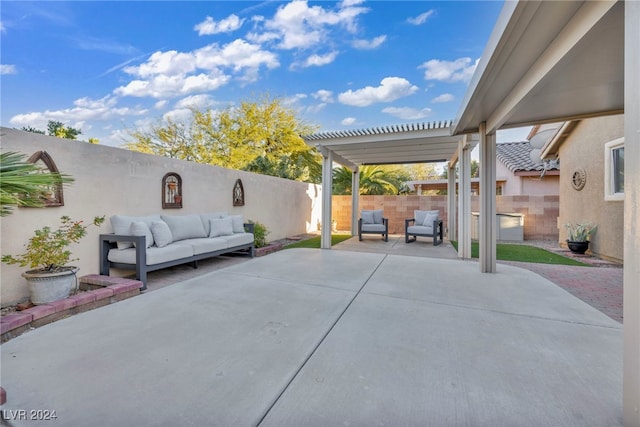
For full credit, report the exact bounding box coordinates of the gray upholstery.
[405,210,443,245]
[358,210,388,241]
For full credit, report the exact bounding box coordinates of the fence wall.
[1,128,322,306]
[332,195,559,240]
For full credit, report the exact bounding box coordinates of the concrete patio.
[0,245,622,426]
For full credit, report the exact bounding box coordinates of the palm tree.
[0,151,74,216]
[333,165,408,195]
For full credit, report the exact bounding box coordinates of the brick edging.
[0,275,143,343]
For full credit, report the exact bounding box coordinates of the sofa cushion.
[110,214,161,249]
[108,243,193,266]
[361,210,374,224]
[220,232,254,247]
[161,214,207,241]
[200,212,229,235]
[186,237,229,255]
[372,209,384,224]
[150,220,173,248]
[230,215,245,233]
[130,221,154,248]
[209,217,234,238]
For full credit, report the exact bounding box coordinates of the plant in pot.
[2,215,105,304]
[565,223,597,254]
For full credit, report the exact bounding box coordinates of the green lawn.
[284,234,352,249]
[450,241,589,266]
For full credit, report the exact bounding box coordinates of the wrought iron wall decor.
[27,151,64,207]
[233,179,245,206]
[162,172,183,208]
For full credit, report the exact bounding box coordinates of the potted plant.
[565,223,597,254]
[2,215,105,304]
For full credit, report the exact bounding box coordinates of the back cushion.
[161,215,207,241]
[414,210,439,226]
[361,210,374,224]
[372,209,384,224]
[110,214,161,249]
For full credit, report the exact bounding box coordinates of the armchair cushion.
[361,223,387,233]
[414,210,439,225]
[361,209,384,224]
[361,210,375,224]
[130,221,154,248]
[422,212,439,227]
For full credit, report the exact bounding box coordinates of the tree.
[441,159,479,179]
[332,165,411,195]
[21,121,83,140]
[124,95,322,183]
[47,121,82,139]
[0,151,74,216]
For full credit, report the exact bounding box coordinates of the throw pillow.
[209,217,234,237]
[423,212,439,227]
[361,210,374,224]
[150,221,173,248]
[130,221,154,248]
[230,215,245,233]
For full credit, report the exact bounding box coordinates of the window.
[604,138,624,201]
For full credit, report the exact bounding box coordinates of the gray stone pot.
[22,267,79,305]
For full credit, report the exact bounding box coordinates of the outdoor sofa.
[100,213,254,289]
[358,209,389,242]
[405,209,443,246]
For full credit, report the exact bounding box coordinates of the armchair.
[358,209,389,242]
[405,209,443,245]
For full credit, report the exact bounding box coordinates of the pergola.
[306,0,638,424]
[303,121,478,258]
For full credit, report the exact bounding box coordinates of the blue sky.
[1,0,531,148]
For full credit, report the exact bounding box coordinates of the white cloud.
[263,0,369,50]
[341,117,357,125]
[312,89,334,103]
[154,100,168,109]
[195,39,279,73]
[296,51,338,69]
[125,50,196,78]
[8,95,147,130]
[194,14,244,35]
[175,94,215,109]
[0,21,5,33]
[114,71,230,99]
[352,35,386,50]
[1,64,16,75]
[419,57,479,83]
[431,93,454,103]
[407,10,435,26]
[338,77,418,107]
[382,106,432,120]
[282,93,307,107]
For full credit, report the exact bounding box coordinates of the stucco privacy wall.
[332,194,559,240]
[558,115,624,262]
[0,128,322,306]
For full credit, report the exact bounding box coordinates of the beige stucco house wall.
[0,128,322,306]
[496,160,559,196]
[556,115,624,262]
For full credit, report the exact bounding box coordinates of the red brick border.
[0,276,143,343]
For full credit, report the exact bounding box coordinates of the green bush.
[249,220,270,248]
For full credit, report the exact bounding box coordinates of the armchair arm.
[244,222,255,234]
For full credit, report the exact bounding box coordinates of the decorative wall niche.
[162,172,182,209]
[27,151,64,207]
[233,179,245,206]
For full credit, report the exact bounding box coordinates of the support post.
[447,161,457,241]
[458,138,472,259]
[321,149,333,249]
[479,122,496,273]
[624,2,640,425]
[351,167,360,236]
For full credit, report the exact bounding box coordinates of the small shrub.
[249,220,270,248]
[565,223,597,242]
